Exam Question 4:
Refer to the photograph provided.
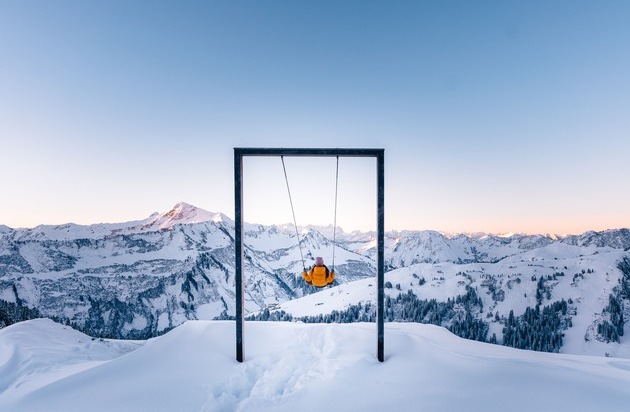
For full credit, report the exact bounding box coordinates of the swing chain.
[281,156,307,273]
[282,155,340,276]
[332,156,339,273]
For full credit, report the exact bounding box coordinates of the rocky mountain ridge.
[1,203,629,349]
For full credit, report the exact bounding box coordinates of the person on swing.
[303,256,335,287]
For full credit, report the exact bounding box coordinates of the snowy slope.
[278,243,630,358]
[1,319,629,412]
[0,320,140,402]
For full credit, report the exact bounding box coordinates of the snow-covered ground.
[278,246,630,359]
[1,319,629,411]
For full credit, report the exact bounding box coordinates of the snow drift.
[1,319,630,411]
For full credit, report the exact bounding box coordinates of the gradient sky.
[1,1,629,234]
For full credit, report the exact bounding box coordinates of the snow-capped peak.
[143,202,226,230]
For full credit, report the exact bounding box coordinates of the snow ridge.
[1,319,630,412]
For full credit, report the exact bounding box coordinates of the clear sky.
[1,1,629,234]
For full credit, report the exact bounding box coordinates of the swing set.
[234,147,385,362]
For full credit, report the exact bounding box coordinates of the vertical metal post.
[234,150,244,362]
[376,151,385,362]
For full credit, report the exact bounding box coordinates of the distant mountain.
[1,203,629,357]
[563,229,630,249]
[140,202,231,231]
[0,203,374,338]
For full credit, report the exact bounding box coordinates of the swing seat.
[303,267,335,288]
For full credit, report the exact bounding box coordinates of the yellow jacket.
[303,265,335,287]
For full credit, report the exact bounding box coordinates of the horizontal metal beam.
[235,147,383,158]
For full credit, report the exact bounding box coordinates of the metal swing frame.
[234,147,385,362]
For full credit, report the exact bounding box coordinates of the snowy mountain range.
[1,202,629,357]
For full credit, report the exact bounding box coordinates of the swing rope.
[281,156,306,273]
[332,156,339,273]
